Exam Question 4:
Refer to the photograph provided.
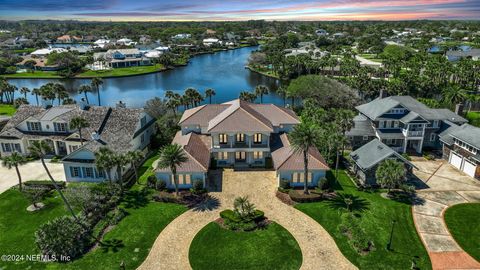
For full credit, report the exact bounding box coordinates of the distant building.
[172,33,191,40]
[31,47,67,57]
[93,38,111,49]
[116,38,136,46]
[94,48,151,68]
[16,56,61,71]
[203,38,221,46]
[315,29,328,36]
[56,35,82,43]
[445,49,480,61]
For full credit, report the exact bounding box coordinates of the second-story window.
[253,133,262,144]
[27,121,42,131]
[54,122,67,132]
[236,133,245,143]
[141,116,147,127]
[219,134,228,144]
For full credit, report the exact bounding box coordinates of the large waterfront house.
[93,48,151,69]
[347,96,467,154]
[439,123,480,179]
[155,99,329,189]
[0,104,156,182]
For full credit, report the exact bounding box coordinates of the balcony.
[407,130,423,137]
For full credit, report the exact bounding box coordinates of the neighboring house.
[93,38,111,49]
[31,47,67,57]
[93,49,151,68]
[439,123,480,179]
[139,35,151,44]
[56,35,82,43]
[445,49,480,61]
[172,33,191,40]
[203,38,221,46]
[156,99,328,189]
[116,38,136,46]
[0,104,156,182]
[272,133,329,187]
[349,96,467,154]
[284,45,329,59]
[315,29,328,36]
[16,56,61,71]
[350,139,416,186]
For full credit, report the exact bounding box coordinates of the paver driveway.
[0,160,65,194]
[411,159,480,270]
[138,169,356,270]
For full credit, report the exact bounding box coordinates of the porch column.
[230,134,233,148]
[202,173,206,189]
[53,141,59,155]
[403,139,407,153]
[418,138,424,154]
[249,134,252,148]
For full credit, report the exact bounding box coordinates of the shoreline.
[3,45,257,80]
[245,65,280,80]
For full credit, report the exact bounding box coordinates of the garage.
[449,152,463,169]
[462,159,477,178]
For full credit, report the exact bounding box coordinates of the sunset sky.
[0,0,479,21]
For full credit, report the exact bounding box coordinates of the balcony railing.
[407,130,423,137]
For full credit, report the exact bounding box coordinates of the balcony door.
[235,151,246,162]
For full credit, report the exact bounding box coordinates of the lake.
[8,46,282,108]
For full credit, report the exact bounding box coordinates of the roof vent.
[91,131,101,141]
[377,145,384,150]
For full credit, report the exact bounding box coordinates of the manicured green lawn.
[76,64,165,78]
[466,111,480,127]
[444,203,480,262]
[295,171,431,270]
[189,222,302,270]
[0,104,16,116]
[1,70,62,78]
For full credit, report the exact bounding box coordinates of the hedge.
[24,180,66,190]
[288,189,323,203]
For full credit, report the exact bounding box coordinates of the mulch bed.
[276,191,296,206]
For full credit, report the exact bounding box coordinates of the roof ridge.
[179,105,206,124]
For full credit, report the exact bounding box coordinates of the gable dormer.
[379,104,409,119]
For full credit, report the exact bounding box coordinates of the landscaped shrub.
[220,209,242,223]
[265,157,273,169]
[220,197,266,231]
[35,216,92,260]
[288,189,323,203]
[109,207,128,225]
[152,191,179,203]
[190,180,207,195]
[21,186,49,208]
[24,180,66,190]
[401,153,412,161]
[338,213,374,254]
[156,179,167,191]
[147,175,157,188]
[423,154,435,160]
[317,177,329,190]
[279,180,290,189]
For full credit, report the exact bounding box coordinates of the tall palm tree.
[126,150,144,184]
[56,90,69,105]
[28,140,78,220]
[78,84,92,105]
[255,85,269,103]
[289,121,319,194]
[94,147,115,183]
[205,88,216,104]
[442,85,468,106]
[375,159,406,193]
[2,152,27,191]
[113,153,128,194]
[70,117,89,146]
[20,87,30,99]
[91,77,103,106]
[276,86,287,107]
[156,144,188,196]
[239,91,256,102]
[31,88,41,106]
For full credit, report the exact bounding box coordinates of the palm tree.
[70,117,89,146]
[126,150,144,184]
[94,147,115,183]
[205,88,216,104]
[289,121,319,194]
[255,85,269,103]
[31,88,41,106]
[156,144,188,196]
[56,90,69,105]
[113,153,128,194]
[91,77,103,106]
[375,159,406,193]
[276,86,287,107]
[28,140,78,220]
[239,91,256,102]
[78,84,92,105]
[20,87,30,99]
[2,152,27,191]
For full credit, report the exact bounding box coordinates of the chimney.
[379,89,388,99]
[455,103,464,116]
[116,101,126,108]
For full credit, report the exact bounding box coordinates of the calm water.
[8,46,282,108]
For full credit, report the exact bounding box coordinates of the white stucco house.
[155,99,329,189]
[0,104,156,182]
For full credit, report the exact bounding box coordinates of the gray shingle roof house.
[0,104,156,182]
[439,123,480,179]
[156,99,328,189]
[349,95,467,154]
[93,48,151,68]
[350,139,415,186]
[446,49,480,61]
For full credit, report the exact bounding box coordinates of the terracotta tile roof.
[179,104,229,127]
[156,131,211,173]
[271,133,329,171]
[249,104,299,126]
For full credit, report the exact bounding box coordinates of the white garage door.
[449,152,463,169]
[462,160,476,178]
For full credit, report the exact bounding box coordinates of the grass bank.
[295,171,431,270]
[189,222,302,270]
[466,111,480,127]
[0,104,16,116]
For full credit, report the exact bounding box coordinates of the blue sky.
[0,0,479,21]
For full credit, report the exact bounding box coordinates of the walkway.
[411,160,480,270]
[138,170,356,270]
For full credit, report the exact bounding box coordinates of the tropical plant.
[2,152,27,191]
[94,147,115,183]
[91,77,103,106]
[254,85,269,103]
[375,159,406,193]
[239,91,256,102]
[78,84,92,104]
[31,88,41,106]
[156,143,188,196]
[233,196,256,219]
[442,85,468,106]
[205,88,216,104]
[126,150,144,184]
[69,117,89,145]
[288,121,319,194]
[19,87,30,99]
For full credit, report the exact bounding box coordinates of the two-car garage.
[448,152,478,178]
